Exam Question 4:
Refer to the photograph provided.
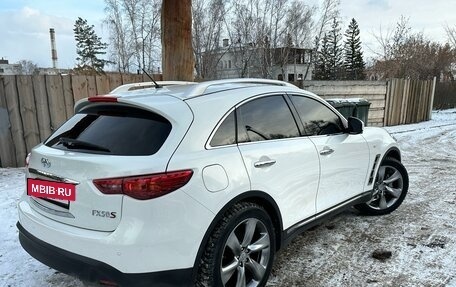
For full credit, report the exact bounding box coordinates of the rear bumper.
[17,222,192,287]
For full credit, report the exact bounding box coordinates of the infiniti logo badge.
[41,158,51,168]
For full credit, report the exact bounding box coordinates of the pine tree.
[344,18,365,80]
[74,17,111,72]
[327,17,344,80]
[314,34,331,80]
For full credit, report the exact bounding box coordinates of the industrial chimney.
[49,28,58,68]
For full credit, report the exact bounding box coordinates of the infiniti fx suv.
[18,79,408,287]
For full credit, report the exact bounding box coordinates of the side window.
[237,96,299,143]
[210,111,236,147]
[291,95,344,136]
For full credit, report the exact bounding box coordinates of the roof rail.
[185,78,297,98]
[110,81,195,94]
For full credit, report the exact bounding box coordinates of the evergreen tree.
[314,34,331,80]
[344,18,365,80]
[327,17,344,80]
[74,17,111,72]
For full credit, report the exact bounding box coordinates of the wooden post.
[0,77,17,167]
[32,75,52,141]
[72,75,89,102]
[428,76,436,120]
[96,75,111,95]
[87,76,97,97]
[3,76,27,166]
[46,75,67,132]
[384,80,392,126]
[108,74,122,91]
[161,0,194,81]
[16,75,41,152]
[62,75,75,119]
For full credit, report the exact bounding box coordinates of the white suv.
[17,79,408,287]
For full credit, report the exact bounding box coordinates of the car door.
[236,95,320,230]
[289,94,370,213]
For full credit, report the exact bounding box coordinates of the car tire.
[355,157,409,215]
[196,202,275,287]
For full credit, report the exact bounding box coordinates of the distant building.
[0,58,21,75]
[36,68,71,75]
[205,39,314,81]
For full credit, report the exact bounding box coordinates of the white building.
[205,40,314,81]
[36,68,71,75]
[0,58,21,75]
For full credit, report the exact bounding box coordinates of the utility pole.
[161,0,194,81]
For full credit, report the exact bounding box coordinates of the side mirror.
[347,117,364,134]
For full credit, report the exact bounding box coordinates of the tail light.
[88,96,118,102]
[93,170,193,200]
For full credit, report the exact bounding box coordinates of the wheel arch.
[191,190,283,282]
[383,146,401,162]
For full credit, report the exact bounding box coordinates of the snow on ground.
[1,109,456,287]
[269,108,456,287]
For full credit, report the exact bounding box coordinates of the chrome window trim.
[206,91,346,149]
[287,92,348,134]
[205,92,291,149]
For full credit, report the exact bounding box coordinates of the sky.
[0,0,455,69]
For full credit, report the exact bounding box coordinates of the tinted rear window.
[45,105,171,156]
[237,96,299,142]
[210,111,236,147]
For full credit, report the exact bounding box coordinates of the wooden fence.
[299,78,436,127]
[0,73,161,168]
[384,78,436,126]
[0,76,436,168]
[300,80,387,127]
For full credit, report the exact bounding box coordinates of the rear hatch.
[26,95,193,231]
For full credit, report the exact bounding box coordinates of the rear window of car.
[45,105,171,156]
[209,111,236,147]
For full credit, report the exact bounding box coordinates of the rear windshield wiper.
[59,137,111,153]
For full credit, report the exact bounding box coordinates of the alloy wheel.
[368,164,404,210]
[220,218,271,287]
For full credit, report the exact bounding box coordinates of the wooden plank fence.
[384,78,436,126]
[300,80,388,127]
[0,75,436,167]
[0,73,161,167]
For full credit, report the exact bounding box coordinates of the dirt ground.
[1,110,455,287]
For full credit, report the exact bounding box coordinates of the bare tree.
[227,0,270,77]
[372,16,455,80]
[104,0,161,73]
[192,0,226,79]
[105,0,133,72]
[303,0,340,79]
[444,23,456,48]
[14,60,38,75]
[284,0,314,79]
[224,0,315,79]
[285,1,314,48]
[263,0,289,78]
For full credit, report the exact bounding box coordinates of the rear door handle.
[319,147,334,155]
[254,159,276,168]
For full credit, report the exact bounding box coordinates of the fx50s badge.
[92,210,117,219]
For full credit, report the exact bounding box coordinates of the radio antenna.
[142,69,161,89]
